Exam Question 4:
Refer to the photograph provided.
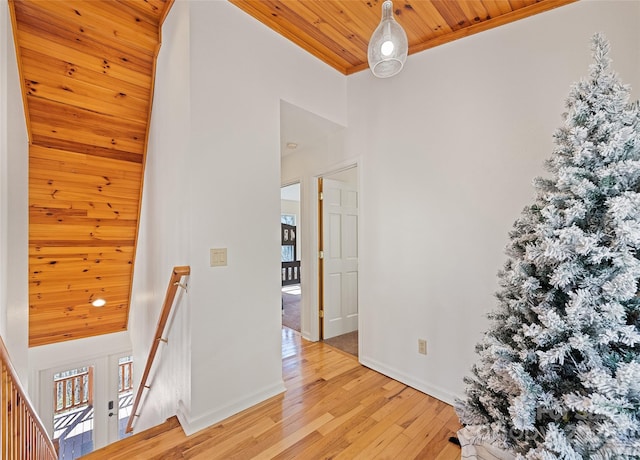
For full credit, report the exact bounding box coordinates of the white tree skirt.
[458,427,517,460]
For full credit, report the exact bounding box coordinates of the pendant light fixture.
[367,0,408,78]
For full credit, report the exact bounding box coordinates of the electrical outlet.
[418,339,427,355]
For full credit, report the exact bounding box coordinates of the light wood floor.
[84,328,462,459]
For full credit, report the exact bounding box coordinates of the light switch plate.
[418,339,427,355]
[210,248,227,267]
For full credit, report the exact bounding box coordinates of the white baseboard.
[176,380,286,436]
[358,355,462,406]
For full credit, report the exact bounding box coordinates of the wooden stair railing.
[126,265,190,434]
[54,367,93,415]
[1,335,57,459]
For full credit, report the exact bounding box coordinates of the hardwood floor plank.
[333,391,427,460]
[397,408,461,459]
[269,430,326,460]
[291,399,389,459]
[151,414,276,460]
[414,424,461,459]
[404,398,451,439]
[374,432,413,460]
[371,387,423,422]
[249,412,334,459]
[84,329,462,459]
[316,403,366,437]
[352,423,404,459]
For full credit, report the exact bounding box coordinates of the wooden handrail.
[1,335,57,459]
[126,265,190,434]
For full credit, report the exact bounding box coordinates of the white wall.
[1,0,29,384]
[129,0,192,433]
[347,0,640,403]
[186,0,345,433]
[132,0,347,435]
[283,0,640,405]
[1,0,8,344]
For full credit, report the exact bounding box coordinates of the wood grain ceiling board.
[9,0,173,347]
[230,0,577,75]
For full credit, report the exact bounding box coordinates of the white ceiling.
[281,182,300,201]
[280,100,344,157]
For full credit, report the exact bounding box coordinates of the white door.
[322,177,358,339]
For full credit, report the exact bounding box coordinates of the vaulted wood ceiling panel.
[10,0,172,347]
[19,0,161,54]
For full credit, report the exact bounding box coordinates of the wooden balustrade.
[126,265,190,434]
[53,368,93,415]
[1,335,57,460]
[119,360,133,394]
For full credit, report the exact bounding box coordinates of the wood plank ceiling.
[230,0,577,75]
[8,0,575,347]
[9,0,173,347]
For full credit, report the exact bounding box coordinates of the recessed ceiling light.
[286,142,298,150]
[92,298,106,307]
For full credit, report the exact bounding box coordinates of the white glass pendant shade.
[367,0,408,78]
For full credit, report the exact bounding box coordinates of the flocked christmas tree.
[456,34,640,459]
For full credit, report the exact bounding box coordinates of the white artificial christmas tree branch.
[456,33,640,459]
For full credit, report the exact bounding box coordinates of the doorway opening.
[319,166,359,357]
[49,354,134,459]
[53,365,94,459]
[281,182,301,333]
